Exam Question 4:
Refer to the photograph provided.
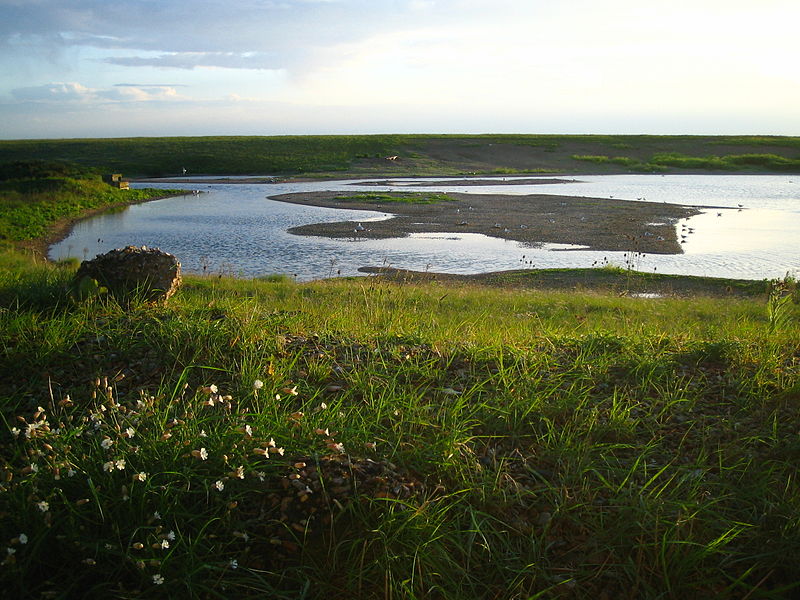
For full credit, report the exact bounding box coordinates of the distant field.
[1,134,799,177]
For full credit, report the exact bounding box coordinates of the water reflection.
[49,175,800,281]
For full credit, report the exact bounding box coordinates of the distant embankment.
[1,134,799,178]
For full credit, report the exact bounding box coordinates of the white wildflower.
[153,511,161,520]
[125,427,135,438]
[166,530,176,541]
[36,501,49,512]
[134,472,148,482]
[18,534,28,545]
[115,459,126,471]
[30,463,39,473]
[232,531,250,542]
[102,461,114,472]
[10,427,20,438]
[229,559,238,569]
[253,379,264,390]
[67,469,76,478]
[199,429,208,438]
[100,438,113,450]
[160,539,169,549]
[214,480,224,492]
[7,547,15,556]
[152,574,164,585]
[234,465,245,479]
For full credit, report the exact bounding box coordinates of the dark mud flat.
[270,191,705,254]
[354,177,579,187]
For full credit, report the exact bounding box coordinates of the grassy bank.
[0,163,181,255]
[1,134,799,177]
[1,251,799,599]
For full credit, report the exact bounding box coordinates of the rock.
[75,245,181,302]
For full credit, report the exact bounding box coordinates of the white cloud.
[104,52,282,71]
[11,82,93,102]
[9,81,184,104]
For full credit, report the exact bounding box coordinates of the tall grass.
[1,253,798,598]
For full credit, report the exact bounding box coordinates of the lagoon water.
[49,175,800,281]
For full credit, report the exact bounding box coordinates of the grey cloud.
[10,82,92,102]
[114,83,189,87]
[8,80,183,104]
[0,0,442,73]
[104,52,281,71]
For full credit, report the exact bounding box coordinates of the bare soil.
[269,190,715,255]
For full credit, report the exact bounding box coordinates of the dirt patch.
[270,190,709,255]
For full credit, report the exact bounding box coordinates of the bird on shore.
[354,223,365,232]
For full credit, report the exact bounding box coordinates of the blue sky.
[1,0,798,139]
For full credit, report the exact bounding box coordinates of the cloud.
[9,81,183,103]
[10,82,93,102]
[104,52,282,71]
[114,83,189,88]
[97,85,181,102]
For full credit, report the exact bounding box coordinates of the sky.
[1,0,798,139]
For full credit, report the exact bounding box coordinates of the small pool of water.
[49,175,800,281]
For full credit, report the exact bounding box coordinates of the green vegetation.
[1,251,799,598]
[1,134,799,177]
[0,161,180,245]
[333,192,455,204]
[572,152,800,173]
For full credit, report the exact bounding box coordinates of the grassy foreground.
[1,252,799,599]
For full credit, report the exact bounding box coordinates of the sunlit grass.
[1,252,799,598]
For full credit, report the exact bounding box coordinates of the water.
[49,175,800,281]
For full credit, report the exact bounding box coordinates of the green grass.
[1,251,799,599]
[2,134,800,177]
[572,152,800,173]
[333,192,455,204]
[0,171,180,243]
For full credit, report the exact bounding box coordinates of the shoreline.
[356,266,769,297]
[20,191,190,261]
[24,173,770,291]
